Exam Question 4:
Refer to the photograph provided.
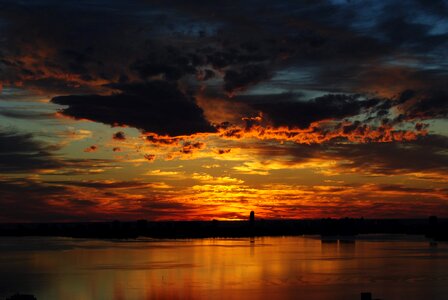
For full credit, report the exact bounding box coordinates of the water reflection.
[0,236,447,300]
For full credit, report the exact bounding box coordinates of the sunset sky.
[0,0,447,222]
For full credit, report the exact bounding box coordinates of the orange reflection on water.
[1,236,448,300]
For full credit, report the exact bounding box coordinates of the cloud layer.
[0,0,447,221]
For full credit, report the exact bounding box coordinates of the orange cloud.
[84,145,98,152]
[180,142,205,154]
[217,119,426,145]
[191,173,244,184]
[144,154,156,162]
[145,133,183,146]
[2,176,447,222]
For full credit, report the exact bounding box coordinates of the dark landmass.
[0,216,447,241]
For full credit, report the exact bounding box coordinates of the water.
[0,235,447,300]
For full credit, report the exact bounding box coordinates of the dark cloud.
[0,0,447,222]
[180,141,205,154]
[248,133,448,177]
[144,154,156,162]
[0,109,54,120]
[228,87,447,133]
[396,90,448,120]
[146,134,183,145]
[0,128,118,175]
[84,145,98,153]
[0,177,197,222]
[52,81,216,136]
[217,149,231,154]
[375,184,447,195]
[1,0,446,126]
[0,129,59,173]
[48,180,155,190]
[330,135,448,176]
[131,46,198,81]
[331,134,448,175]
[112,131,126,141]
[0,1,142,94]
[196,68,215,81]
[243,93,380,128]
[224,65,271,94]
[0,0,382,98]
[0,177,74,222]
[416,0,448,16]
[44,158,117,176]
[376,6,448,51]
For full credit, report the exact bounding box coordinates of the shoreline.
[1,218,447,241]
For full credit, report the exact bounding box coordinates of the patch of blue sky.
[426,119,448,136]
[0,87,49,102]
[413,11,448,35]
[347,1,385,33]
[339,0,445,41]
[241,67,349,100]
[382,56,446,70]
[0,100,58,133]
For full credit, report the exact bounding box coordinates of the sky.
[0,0,447,222]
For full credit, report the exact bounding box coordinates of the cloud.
[0,177,206,222]
[130,47,198,81]
[3,176,446,222]
[217,149,231,154]
[224,65,271,94]
[246,133,448,178]
[243,93,380,129]
[0,0,448,221]
[52,81,216,136]
[53,128,93,142]
[0,1,152,95]
[0,177,77,222]
[145,133,184,146]
[0,0,445,98]
[40,158,117,176]
[2,0,446,135]
[84,145,98,153]
[376,15,448,50]
[0,129,60,173]
[180,141,205,154]
[0,128,119,176]
[217,118,425,145]
[146,169,182,177]
[144,154,156,162]
[112,131,126,141]
[395,90,448,120]
[0,108,54,120]
[330,134,448,176]
[191,173,244,184]
[48,180,161,190]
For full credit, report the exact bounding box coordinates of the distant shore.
[0,217,447,241]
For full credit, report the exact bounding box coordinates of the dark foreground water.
[0,235,447,300]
